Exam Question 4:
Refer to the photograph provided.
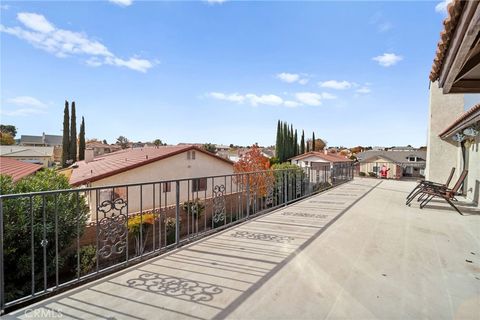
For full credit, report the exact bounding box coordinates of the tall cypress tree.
[275,120,282,162]
[300,130,305,154]
[283,122,288,162]
[293,129,298,156]
[312,132,316,152]
[70,101,77,162]
[62,101,70,167]
[79,116,86,161]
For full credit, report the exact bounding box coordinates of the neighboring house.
[0,146,55,167]
[215,144,230,152]
[427,0,480,208]
[290,151,352,168]
[86,141,121,157]
[20,133,62,147]
[357,150,426,179]
[0,157,42,182]
[69,145,234,214]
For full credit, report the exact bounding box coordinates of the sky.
[1,0,477,148]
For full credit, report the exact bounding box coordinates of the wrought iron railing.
[0,164,354,313]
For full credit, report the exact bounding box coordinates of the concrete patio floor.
[6,179,480,319]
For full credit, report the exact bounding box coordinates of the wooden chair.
[417,170,468,215]
[405,167,455,205]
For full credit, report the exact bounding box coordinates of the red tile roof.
[69,145,233,186]
[439,103,480,138]
[429,0,466,81]
[290,151,352,163]
[0,157,42,182]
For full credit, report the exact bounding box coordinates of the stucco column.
[425,81,464,182]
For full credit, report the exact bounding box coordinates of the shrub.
[128,213,156,256]
[165,216,181,245]
[359,172,366,177]
[0,170,89,302]
[181,199,205,219]
[368,172,377,177]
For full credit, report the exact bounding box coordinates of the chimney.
[85,148,94,163]
[324,149,327,155]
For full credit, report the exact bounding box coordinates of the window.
[163,182,171,193]
[192,178,207,192]
[373,166,379,173]
[407,156,416,162]
[187,150,196,160]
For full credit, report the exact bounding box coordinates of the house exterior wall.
[293,156,329,168]
[426,82,464,183]
[86,151,234,217]
[359,157,401,179]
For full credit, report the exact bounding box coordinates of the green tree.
[312,132,316,152]
[153,139,163,147]
[0,170,89,302]
[70,101,77,162]
[62,101,70,167]
[116,136,130,149]
[0,132,15,145]
[294,129,298,156]
[102,139,108,145]
[202,143,217,153]
[0,124,17,138]
[300,130,305,154]
[78,116,85,161]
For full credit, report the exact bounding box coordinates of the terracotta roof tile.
[439,103,480,138]
[69,145,233,186]
[0,157,42,182]
[430,0,466,81]
[290,151,352,163]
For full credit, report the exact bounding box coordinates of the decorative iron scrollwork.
[230,230,294,243]
[97,198,128,259]
[126,273,223,302]
[212,184,226,223]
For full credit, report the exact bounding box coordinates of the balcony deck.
[7,179,480,319]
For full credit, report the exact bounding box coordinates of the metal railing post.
[175,181,180,246]
[0,198,4,315]
[246,174,250,218]
[284,171,288,206]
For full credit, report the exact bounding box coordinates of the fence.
[0,163,354,313]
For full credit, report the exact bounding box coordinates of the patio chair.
[417,170,468,215]
[405,167,455,205]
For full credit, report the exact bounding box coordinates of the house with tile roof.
[69,145,234,214]
[289,151,352,169]
[356,150,426,179]
[427,0,479,208]
[0,146,55,167]
[85,141,121,157]
[20,133,63,147]
[0,157,42,182]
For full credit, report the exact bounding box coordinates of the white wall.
[426,82,464,183]
[464,135,480,207]
[86,150,234,216]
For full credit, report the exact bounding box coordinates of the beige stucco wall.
[426,82,464,183]
[86,151,234,217]
[359,157,400,179]
[293,156,329,168]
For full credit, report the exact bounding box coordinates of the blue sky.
[0,0,473,147]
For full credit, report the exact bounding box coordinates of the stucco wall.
[86,151,234,217]
[359,157,401,179]
[426,82,464,183]
[293,156,329,168]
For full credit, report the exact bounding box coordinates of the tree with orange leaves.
[234,145,274,197]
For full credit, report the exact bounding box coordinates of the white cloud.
[321,92,337,100]
[206,0,227,4]
[435,0,453,14]
[6,96,47,108]
[109,0,133,7]
[356,87,371,94]
[208,92,292,107]
[2,96,48,116]
[1,12,154,72]
[295,92,322,106]
[208,92,245,103]
[245,94,283,107]
[284,100,301,108]
[276,72,309,85]
[319,80,352,90]
[0,108,46,117]
[372,53,403,67]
